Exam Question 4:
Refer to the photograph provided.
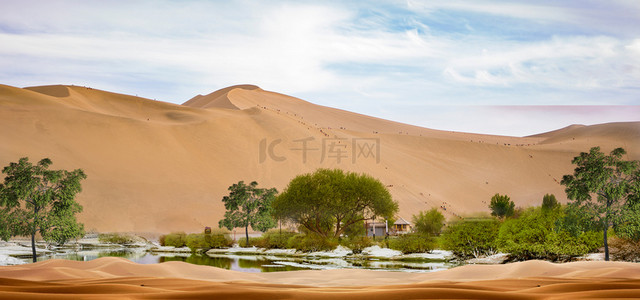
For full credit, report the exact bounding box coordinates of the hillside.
[0,83,638,234]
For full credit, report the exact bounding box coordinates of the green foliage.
[160,232,187,247]
[341,236,373,254]
[218,181,278,245]
[285,233,339,252]
[489,193,515,219]
[561,147,639,260]
[343,220,366,238]
[98,233,136,245]
[273,169,398,238]
[542,194,560,211]
[441,218,500,258]
[0,157,86,262]
[556,203,603,236]
[614,198,640,242]
[388,234,435,254]
[185,233,232,252]
[497,206,602,260]
[412,208,445,236]
[238,229,297,248]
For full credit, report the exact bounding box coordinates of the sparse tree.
[542,194,560,212]
[0,157,86,262]
[218,181,277,245]
[561,147,639,261]
[412,208,445,236]
[489,193,515,219]
[273,169,398,238]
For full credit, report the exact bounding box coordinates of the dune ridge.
[0,83,639,233]
[1,258,640,299]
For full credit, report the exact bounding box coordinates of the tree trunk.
[32,204,38,263]
[603,223,609,261]
[245,224,249,247]
[31,232,37,263]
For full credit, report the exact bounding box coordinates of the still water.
[30,249,455,273]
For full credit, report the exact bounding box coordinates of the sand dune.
[0,83,638,233]
[0,258,639,299]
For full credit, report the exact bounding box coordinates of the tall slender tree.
[218,181,277,245]
[561,147,639,261]
[0,157,86,262]
[489,193,515,219]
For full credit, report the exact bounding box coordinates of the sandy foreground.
[1,258,639,299]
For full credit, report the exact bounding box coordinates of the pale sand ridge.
[1,258,640,299]
[0,83,638,233]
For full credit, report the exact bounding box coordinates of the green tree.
[561,147,639,261]
[489,193,515,219]
[218,181,277,246]
[273,169,398,238]
[542,194,560,211]
[0,157,86,262]
[412,208,445,236]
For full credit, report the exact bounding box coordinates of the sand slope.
[0,83,638,233]
[1,258,640,299]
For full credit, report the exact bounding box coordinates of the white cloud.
[0,0,638,135]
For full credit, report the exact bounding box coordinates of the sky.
[1,0,639,136]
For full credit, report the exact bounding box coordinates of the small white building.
[365,217,413,237]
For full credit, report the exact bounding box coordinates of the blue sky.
[1,0,639,136]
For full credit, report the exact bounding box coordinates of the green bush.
[286,234,338,252]
[261,229,297,248]
[497,206,602,260]
[185,233,232,252]
[236,229,297,248]
[342,236,373,254]
[388,234,435,254]
[98,233,136,245]
[160,232,187,247]
[441,218,500,258]
[412,208,445,236]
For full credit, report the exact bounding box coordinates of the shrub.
[388,234,435,254]
[98,233,136,245]
[441,218,500,258]
[236,229,297,248]
[609,237,640,262]
[342,236,373,254]
[185,233,232,252]
[412,208,445,236]
[497,206,602,260]
[286,234,338,252]
[261,229,297,248]
[160,232,187,247]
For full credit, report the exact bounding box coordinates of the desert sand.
[1,84,639,233]
[0,257,639,299]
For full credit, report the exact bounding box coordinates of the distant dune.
[1,257,640,299]
[0,83,638,233]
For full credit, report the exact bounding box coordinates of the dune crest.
[0,83,638,233]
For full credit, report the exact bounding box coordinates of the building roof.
[394,217,411,225]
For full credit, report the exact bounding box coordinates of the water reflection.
[32,250,455,273]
